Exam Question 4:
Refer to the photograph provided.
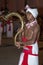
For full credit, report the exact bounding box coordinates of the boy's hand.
[16,42,21,49]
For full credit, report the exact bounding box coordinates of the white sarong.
[18,42,39,65]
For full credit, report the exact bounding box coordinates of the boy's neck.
[28,18,35,23]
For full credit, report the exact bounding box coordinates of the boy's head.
[26,11,35,21]
[26,6,38,21]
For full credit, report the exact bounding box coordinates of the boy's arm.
[21,26,40,46]
[16,25,40,48]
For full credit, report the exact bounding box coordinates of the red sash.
[22,45,38,65]
[22,36,28,42]
[22,46,32,65]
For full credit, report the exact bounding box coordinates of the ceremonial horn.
[5,12,24,47]
[0,16,7,21]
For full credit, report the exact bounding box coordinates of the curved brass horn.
[5,12,24,46]
[0,16,7,21]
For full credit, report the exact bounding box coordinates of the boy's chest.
[23,26,34,37]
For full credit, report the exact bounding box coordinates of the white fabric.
[25,4,30,10]
[32,41,39,54]
[26,19,37,29]
[18,42,39,65]
[28,54,39,65]
[7,22,13,37]
[26,8,38,18]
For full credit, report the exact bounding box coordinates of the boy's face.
[26,12,34,21]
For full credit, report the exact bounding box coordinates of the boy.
[16,6,40,65]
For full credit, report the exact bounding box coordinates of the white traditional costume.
[18,5,39,65]
[7,20,13,38]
